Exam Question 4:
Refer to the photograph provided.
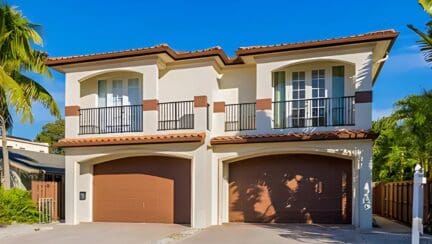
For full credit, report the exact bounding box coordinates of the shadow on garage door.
[229,154,351,224]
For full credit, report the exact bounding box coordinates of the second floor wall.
[49,30,397,138]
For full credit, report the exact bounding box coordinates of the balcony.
[225,103,256,131]
[79,105,143,135]
[158,100,194,130]
[77,97,355,135]
[78,100,206,135]
[272,96,355,129]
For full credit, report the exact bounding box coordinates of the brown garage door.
[93,156,190,224]
[229,154,351,224]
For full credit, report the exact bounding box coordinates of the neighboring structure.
[5,135,49,153]
[47,30,398,229]
[0,147,64,189]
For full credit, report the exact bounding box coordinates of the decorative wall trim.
[213,102,225,113]
[355,91,372,103]
[194,96,208,108]
[143,99,159,111]
[256,98,272,110]
[65,106,80,116]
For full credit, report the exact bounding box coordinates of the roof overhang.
[210,130,377,145]
[54,132,206,148]
[45,30,398,76]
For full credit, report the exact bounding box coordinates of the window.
[273,71,286,128]
[112,80,123,106]
[312,69,326,126]
[291,71,305,127]
[127,79,140,105]
[97,80,107,107]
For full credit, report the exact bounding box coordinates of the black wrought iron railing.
[79,105,143,134]
[158,100,194,130]
[225,103,256,131]
[272,96,355,129]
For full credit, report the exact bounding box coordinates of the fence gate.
[32,181,59,222]
[38,198,55,223]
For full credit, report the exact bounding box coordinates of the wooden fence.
[31,181,60,222]
[373,181,432,225]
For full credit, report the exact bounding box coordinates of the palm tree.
[408,0,432,63]
[0,4,60,189]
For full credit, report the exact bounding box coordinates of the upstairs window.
[312,69,326,126]
[292,71,306,127]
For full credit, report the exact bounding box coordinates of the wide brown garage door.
[93,156,190,224]
[229,154,351,224]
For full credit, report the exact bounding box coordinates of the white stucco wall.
[60,42,381,230]
[215,65,256,104]
[159,62,219,103]
[5,137,49,153]
[64,138,373,229]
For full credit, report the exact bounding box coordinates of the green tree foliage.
[0,187,39,224]
[373,91,432,181]
[35,119,64,154]
[0,4,60,128]
[408,0,432,63]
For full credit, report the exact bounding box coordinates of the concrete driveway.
[0,222,188,244]
[179,223,417,244]
[2,219,432,244]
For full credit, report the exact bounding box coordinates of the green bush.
[0,187,39,224]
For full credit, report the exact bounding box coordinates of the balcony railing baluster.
[79,105,143,134]
[272,96,355,129]
[158,100,194,130]
[225,103,256,131]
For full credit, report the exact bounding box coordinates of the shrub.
[0,187,39,224]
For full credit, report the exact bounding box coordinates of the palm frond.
[12,71,61,119]
[419,0,432,15]
[0,66,32,122]
[408,24,432,63]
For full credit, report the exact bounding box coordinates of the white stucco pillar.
[354,54,373,130]
[139,63,159,133]
[191,144,212,228]
[65,155,79,225]
[356,142,373,229]
[65,73,80,138]
[194,96,209,131]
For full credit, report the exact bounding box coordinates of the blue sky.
[7,0,432,139]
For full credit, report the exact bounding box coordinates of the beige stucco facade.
[49,31,397,230]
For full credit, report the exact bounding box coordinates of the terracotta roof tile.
[55,132,206,148]
[45,30,398,66]
[210,130,377,145]
[236,30,398,55]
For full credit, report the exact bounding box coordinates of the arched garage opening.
[228,154,351,224]
[93,156,191,224]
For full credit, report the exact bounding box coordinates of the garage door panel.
[229,154,351,224]
[93,156,190,224]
